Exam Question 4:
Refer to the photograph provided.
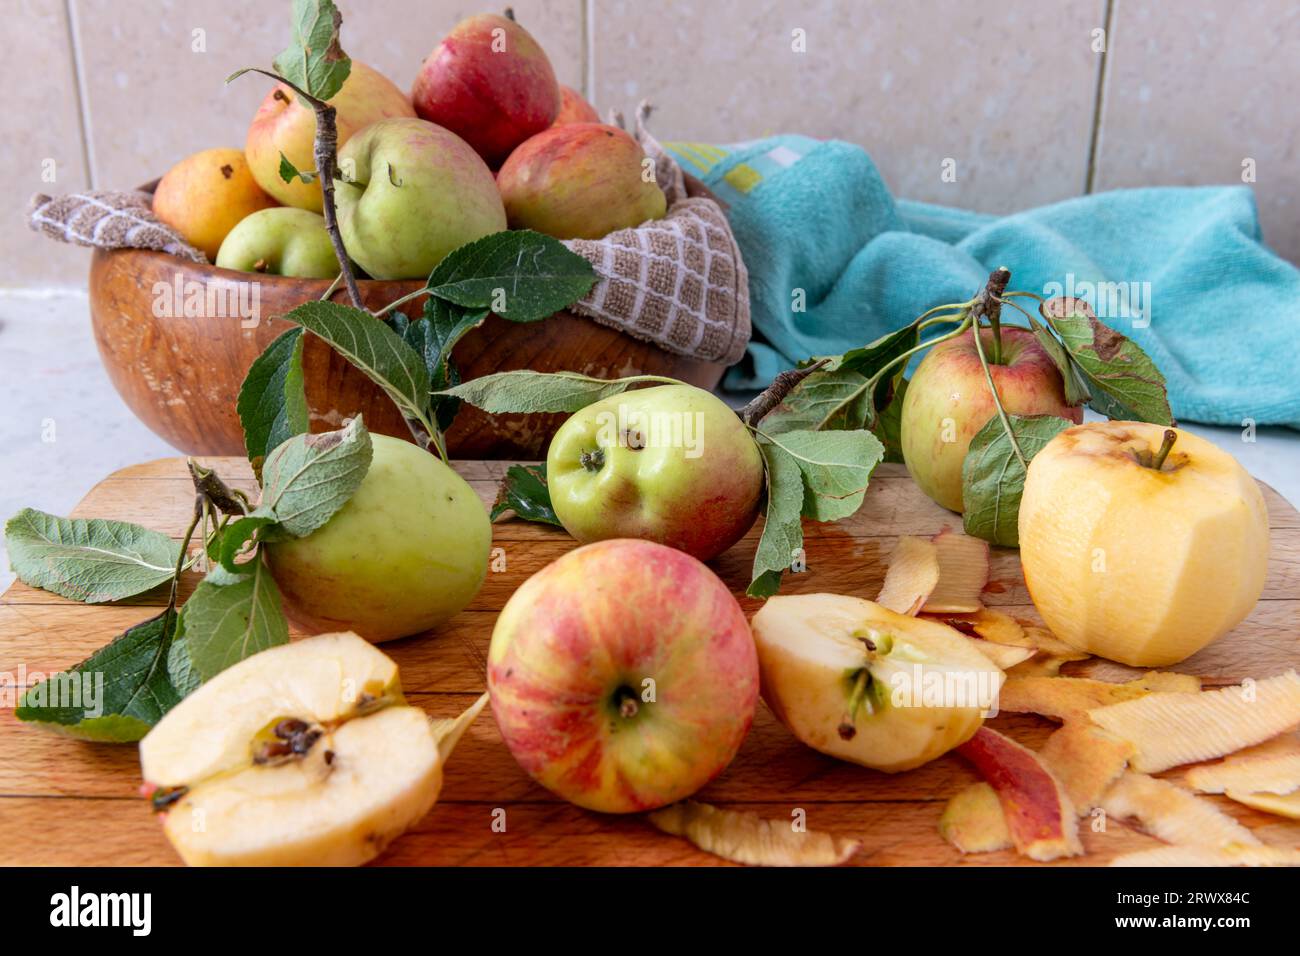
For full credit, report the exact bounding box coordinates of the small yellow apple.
[152,148,277,260]
[1019,422,1269,667]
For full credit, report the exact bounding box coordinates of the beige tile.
[591,0,1107,212]
[0,0,92,288]
[1093,0,1300,264]
[72,0,585,194]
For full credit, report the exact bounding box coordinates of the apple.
[751,593,1004,772]
[554,84,599,124]
[245,60,415,212]
[411,12,560,167]
[487,539,759,813]
[497,123,668,240]
[545,384,764,561]
[152,148,277,260]
[265,433,491,642]
[1018,421,1269,667]
[900,327,1084,512]
[214,207,338,278]
[333,117,506,280]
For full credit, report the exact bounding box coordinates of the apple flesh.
[546,384,764,561]
[751,594,1004,772]
[152,148,277,260]
[487,539,759,813]
[334,117,506,280]
[554,84,599,124]
[215,207,338,278]
[411,13,560,167]
[1018,421,1269,666]
[245,60,415,211]
[497,123,668,240]
[265,434,491,642]
[900,327,1083,512]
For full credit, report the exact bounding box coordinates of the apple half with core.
[487,539,759,813]
[215,207,338,278]
[901,326,1083,512]
[752,593,1004,772]
[546,384,764,561]
[1019,422,1269,666]
[265,434,491,642]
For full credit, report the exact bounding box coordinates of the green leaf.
[179,556,289,683]
[16,608,183,741]
[425,230,597,323]
[490,464,562,526]
[872,377,907,463]
[833,321,922,407]
[438,370,646,414]
[209,510,278,574]
[1017,305,1091,407]
[284,300,433,432]
[760,367,873,434]
[237,327,310,469]
[278,152,315,185]
[747,442,806,598]
[391,298,491,432]
[763,429,884,522]
[1042,298,1172,425]
[259,416,372,537]
[4,509,181,603]
[961,414,1075,547]
[273,0,351,104]
[166,628,203,697]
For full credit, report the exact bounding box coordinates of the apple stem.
[1151,429,1178,470]
[970,306,1027,469]
[976,267,1011,365]
[738,358,831,427]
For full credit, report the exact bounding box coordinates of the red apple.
[554,84,599,124]
[497,123,667,240]
[411,13,560,167]
[487,539,759,814]
[900,327,1083,512]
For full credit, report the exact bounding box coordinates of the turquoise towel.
[667,136,1300,428]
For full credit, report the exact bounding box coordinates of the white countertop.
[3,289,1298,591]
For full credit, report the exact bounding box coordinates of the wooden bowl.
[88,248,724,458]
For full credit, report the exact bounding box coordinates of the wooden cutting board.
[1,458,1297,866]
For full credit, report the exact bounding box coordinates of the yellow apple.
[152,148,277,260]
[245,61,415,211]
[1019,422,1269,667]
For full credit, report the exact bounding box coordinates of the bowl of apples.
[88,12,728,459]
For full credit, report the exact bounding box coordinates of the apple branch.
[738,358,830,427]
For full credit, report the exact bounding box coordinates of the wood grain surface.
[1,459,1297,866]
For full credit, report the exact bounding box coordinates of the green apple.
[214,207,338,278]
[335,117,506,280]
[545,384,764,561]
[265,434,491,642]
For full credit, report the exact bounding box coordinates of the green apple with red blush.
[900,326,1083,513]
[487,539,759,813]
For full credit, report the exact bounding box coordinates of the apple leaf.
[15,608,184,742]
[748,440,806,598]
[237,327,310,472]
[273,0,351,105]
[491,464,562,526]
[872,377,907,463]
[961,414,1075,547]
[4,509,181,604]
[259,416,372,537]
[166,629,203,697]
[178,559,289,683]
[1042,297,1172,425]
[436,370,649,414]
[834,321,922,406]
[207,511,279,574]
[277,152,316,185]
[389,298,491,433]
[761,429,884,523]
[425,230,598,324]
[283,300,434,434]
[1020,309,1091,407]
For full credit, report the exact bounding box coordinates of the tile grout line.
[1083,0,1116,195]
[62,0,97,190]
[583,0,596,104]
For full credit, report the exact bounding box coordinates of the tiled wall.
[5,0,1297,288]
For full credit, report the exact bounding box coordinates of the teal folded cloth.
[666,135,1300,427]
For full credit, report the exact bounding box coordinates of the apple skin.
[334,118,506,280]
[152,148,277,260]
[498,123,668,240]
[1019,421,1269,667]
[245,61,415,212]
[265,434,491,643]
[214,207,338,278]
[487,539,759,813]
[546,384,764,561]
[901,327,1084,512]
[411,13,560,168]
[554,84,599,124]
